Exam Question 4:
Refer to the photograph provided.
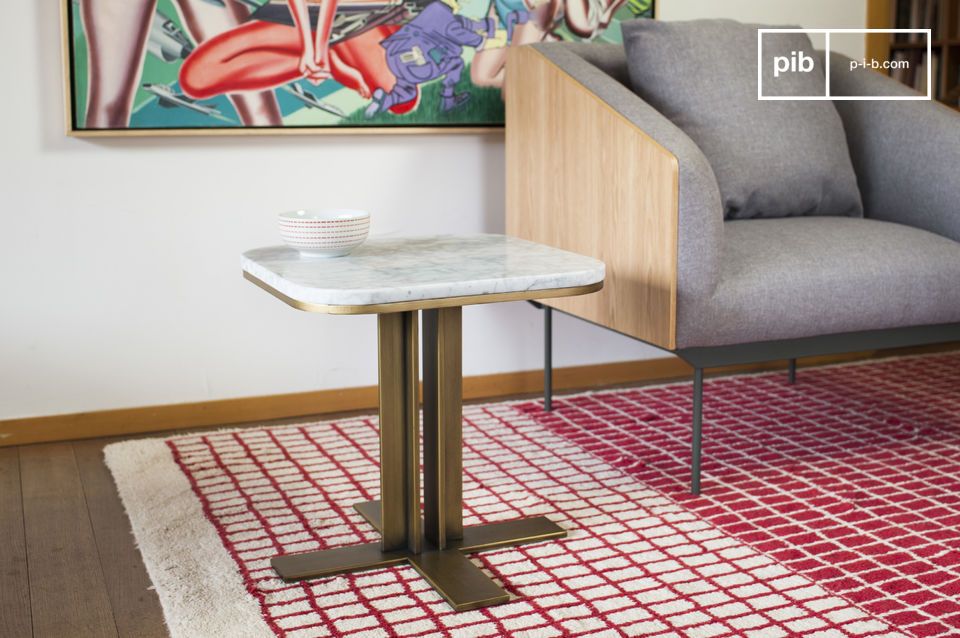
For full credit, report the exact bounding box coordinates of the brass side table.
[241,235,604,611]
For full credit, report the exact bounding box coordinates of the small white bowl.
[278,209,370,258]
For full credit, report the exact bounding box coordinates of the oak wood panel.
[73,439,167,638]
[20,443,118,638]
[505,46,680,350]
[0,448,31,638]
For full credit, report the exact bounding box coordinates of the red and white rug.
[105,352,960,638]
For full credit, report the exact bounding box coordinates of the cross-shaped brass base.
[270,308,567,611]
[273,501,565,611]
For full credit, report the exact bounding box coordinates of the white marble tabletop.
[242,234,604,312]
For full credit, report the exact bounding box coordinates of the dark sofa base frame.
[529,302,960,495]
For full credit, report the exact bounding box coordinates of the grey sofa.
[505,42,960,494]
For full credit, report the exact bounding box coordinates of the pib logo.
[773,50,815,78]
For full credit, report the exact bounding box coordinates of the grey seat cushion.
[676,217,960,347]
[621,19,863,220]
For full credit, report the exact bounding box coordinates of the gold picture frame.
[61,0,654,136]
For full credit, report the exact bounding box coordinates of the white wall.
[660,0,867,58]
[0,0,865,420]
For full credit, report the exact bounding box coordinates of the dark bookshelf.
[886,0,960,106]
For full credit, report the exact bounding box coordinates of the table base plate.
[270,308,570,612]
[272,501,566,611]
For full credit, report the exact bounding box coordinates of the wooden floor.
[1,438,164,638]
[0,411,376,638]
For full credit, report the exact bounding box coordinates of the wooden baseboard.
[2,343,956,448]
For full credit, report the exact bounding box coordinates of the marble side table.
[242,234,604,611]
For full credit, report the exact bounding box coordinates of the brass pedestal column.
[271,307,567,611]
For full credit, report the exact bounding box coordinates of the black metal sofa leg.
[691,367,703,495]
[788,358,797,385]
[544,306,553,412]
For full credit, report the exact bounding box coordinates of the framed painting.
[62,0,654,136]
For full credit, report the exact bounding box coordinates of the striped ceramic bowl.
[278,209,370,258]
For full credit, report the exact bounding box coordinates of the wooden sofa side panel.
[505,46,680,350]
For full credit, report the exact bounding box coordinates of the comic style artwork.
[64,0,653,132]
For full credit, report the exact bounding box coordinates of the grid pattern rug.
[104,353,960,638]
[524,352,960,638]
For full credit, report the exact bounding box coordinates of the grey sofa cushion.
[621,19,863,220]
[828,52,960,243]
[675,217,960,348]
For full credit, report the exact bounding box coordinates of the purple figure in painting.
[364,0,497,116]
[504,9,530,40]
